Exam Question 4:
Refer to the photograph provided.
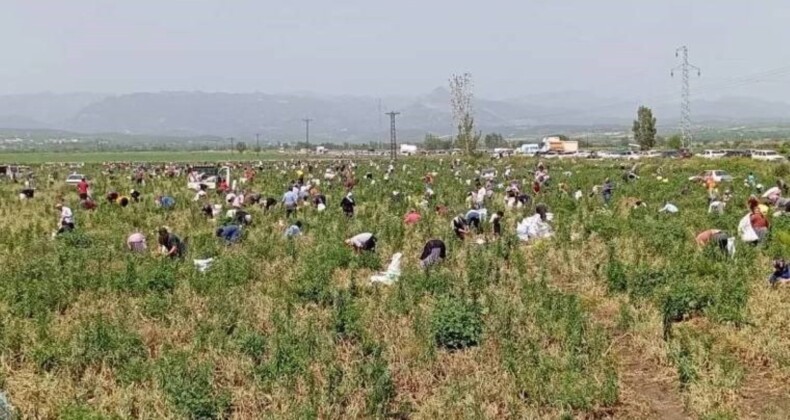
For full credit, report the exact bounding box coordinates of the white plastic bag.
[370,253,402,285]
[738,213,758,242]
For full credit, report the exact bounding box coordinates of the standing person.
[216,224,243,245]
[451,214,470,240]
[126,230,147,252]
[419,239,446,268]
[158,227,185,259]
[76,177,90,200]
[282,187,299,218]
[602,178,614,205]
[284,221,303,238]
[341,192,356,218]
[55,203,74,234]
[345,232,377,252]
[491,211,504,237]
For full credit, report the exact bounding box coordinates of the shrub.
[431,297,483,350]
[157,353,230,419]
[70,316,147,375]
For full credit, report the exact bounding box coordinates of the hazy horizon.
[3,1,790,106]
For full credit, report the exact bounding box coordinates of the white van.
[517,144,541,156]
[699,150,726,159]
[752,150,785,162]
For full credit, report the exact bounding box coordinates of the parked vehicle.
[640,150,662,158]
[65,173,86,185]
[541,136,578,153]
[699,150,726,159]
[517,144,541,156]
[688,170,733,183]
[751,149,785,162]
[723,149,752,158]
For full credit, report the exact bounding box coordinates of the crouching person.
[419,239,446,269]
[345,232,376,252]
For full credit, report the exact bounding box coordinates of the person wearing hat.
[126,229,147,253]
[158,227,185,259]
[341,192,355,217]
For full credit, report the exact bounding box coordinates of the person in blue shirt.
[282,188,299,218]
[156,195,176,209]
[602,178,614,205]
[216,224,243,245]
[769,259,790,285]
[284,221,303,238]
[465,208,487,232]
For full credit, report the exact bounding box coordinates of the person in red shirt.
[403,209,422,225]
[750,203,770,243]
[217,179,229,193]
[76,178,89,200]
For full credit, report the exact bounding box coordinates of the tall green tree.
[450,73,481,155]
[484,133,507,149]
[424,134,452,151]
[235,141,248,153]
[632,106,657,151]
[666,134,683,150]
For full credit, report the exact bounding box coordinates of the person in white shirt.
[345,232,377,252]
[55,203,74,234]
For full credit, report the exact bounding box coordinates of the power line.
[386,111,400,161]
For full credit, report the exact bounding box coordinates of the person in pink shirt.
[403,209,422,225]
[126,231,147,253]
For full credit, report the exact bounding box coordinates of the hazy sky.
[3,0,790,103]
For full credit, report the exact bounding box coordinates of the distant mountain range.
[1,90,789,142]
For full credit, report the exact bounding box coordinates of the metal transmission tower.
[386,111,400,161]
[671,46,701,147]
[302,118,312,148]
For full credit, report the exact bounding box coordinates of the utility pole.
[255,133,260,155]
[229,137,235,154]
[302,118,312,149]
[671,46,701,148]
[386,111,400,161]
[377,98,383,152]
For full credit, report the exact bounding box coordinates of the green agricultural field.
[1,156,790,418]
[0,150,284,164]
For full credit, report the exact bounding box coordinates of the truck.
[541,136,578,154]
[400,144,418,155]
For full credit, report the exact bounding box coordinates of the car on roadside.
[723,149,752,158]
[698,150,727,159]
[688,170,733,183]
[65,173,86,185]
[751,149,785,162]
